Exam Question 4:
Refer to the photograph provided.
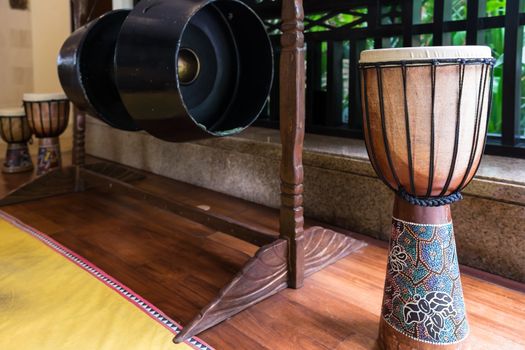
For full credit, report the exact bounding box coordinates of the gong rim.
[57,10,140,131]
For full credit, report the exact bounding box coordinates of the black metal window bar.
[247,0,525,158]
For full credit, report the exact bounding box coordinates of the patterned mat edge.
[0,210,213,350]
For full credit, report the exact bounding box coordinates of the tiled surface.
[86,121,525,282]
[454,196,525,282]
[227,126,525,188]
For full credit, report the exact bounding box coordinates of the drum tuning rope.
[398,187,463,207]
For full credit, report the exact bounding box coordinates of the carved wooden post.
[279,0,306,289]
[72,110,85,191]
[70,0,89,191]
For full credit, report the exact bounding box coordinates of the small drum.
[23,93,69,175]
[0,108,33,173]
[359,46,494,349]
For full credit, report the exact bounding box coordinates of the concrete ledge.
[86,117,525,282]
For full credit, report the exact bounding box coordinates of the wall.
[0,0,33,108]
[0,0,70,106]
[30,0,72,148]
[29,0,70,93]
[0,0,72,151]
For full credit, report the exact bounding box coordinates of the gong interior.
[177,4,237,131]
[178,1,273,137]
[178,48,201,85]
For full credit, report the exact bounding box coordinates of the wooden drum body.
[359,46,494,350]
[0,108,33,173]
[23,93,69,175]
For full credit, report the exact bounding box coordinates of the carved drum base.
[3,142,33,174]
[379,197,469,350]
[37,137,61,175]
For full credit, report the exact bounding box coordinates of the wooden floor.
[1,164,524,350]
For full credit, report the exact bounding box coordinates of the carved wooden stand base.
[0,167,75,206]
[76,164,367,343]
[0,163,144,206]
[0,157,366,342]
[175,227,366,342]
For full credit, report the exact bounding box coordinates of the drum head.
[22,93,67,102]
[0,108,25,117]
[359,46,494,198]
[359,46,492,63]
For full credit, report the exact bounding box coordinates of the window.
[249,0,525,158]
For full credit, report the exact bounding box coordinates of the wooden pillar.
[70,1,90,191]
[70,0,112,190]
[279,0,306,289]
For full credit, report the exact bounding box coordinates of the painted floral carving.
[403,292,456,341]
[381,218,468,344]
[389,245,408,272]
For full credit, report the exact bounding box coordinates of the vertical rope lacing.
[359,59,495,207]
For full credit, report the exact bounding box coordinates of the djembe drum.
[0,108,33,173]
[23,93,69,175]
[359,46,494,349]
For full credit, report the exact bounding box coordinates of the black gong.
[58,0,273,142]
[57,10,140,131]
[114,0,273,142]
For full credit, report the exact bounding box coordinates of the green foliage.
[305,10,367,33]
[450,31,466,45]
[481,28,505,134]
[450,0,467,20]
[420,0,434,23]
[486,0,506,15]
[306,0,525,136]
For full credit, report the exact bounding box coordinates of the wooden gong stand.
[0,0,366,342]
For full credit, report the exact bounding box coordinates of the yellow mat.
[0,211,212,350]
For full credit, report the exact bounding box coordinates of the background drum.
[23,93,69,175]
[359,46,494,349]
[0,108,33,173]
